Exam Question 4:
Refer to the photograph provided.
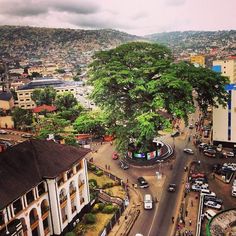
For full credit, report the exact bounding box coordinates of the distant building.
[213,58,236,83]
[212,58,236,148]
[16,77,81,109]
[0,91,14,111]
[0,140,91,236]
[190,55,205,67]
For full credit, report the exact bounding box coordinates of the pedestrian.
[108,165,110,170]
[185,210,188,217]
[117,219,120,225]
[172,216,175,223]
[127,178,129,183]
[189,219,192,226]
[105,164,107,170]
[191,200,193,207]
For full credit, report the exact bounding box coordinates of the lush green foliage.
[55,92,78,110]
[73,110,106,135]
[31,86,56,106]
[83,213,96,224]
[12,107,33,129]
[88,42,229,153]
[102,204,118,214]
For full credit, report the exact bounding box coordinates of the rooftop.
[0,139,90,209]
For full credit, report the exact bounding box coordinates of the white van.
[144,194,153,210]
[205,209,216,220]
[201,189,216,197]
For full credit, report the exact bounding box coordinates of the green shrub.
[83,213,96,224]
[65,232,76,236]
[95,170,103,176]
[89,179,98,188]
[97,203,105,211]
[74,224,86,236]
[91,204,100,213]
[102,205,118,214]
[88,164,96,171]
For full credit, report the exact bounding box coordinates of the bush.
[95,170,103,176]
[74,224,86,236]
[83,213,96,224]
[102,205,118,214]
[65,232,76,236]
[89,179,98,188]
[97,203,105,211]
[88,164,96,171]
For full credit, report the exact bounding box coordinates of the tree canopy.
[12,107,33,129]
[88,42,229,153]
[55,92,78,110]
[31,87,57,106]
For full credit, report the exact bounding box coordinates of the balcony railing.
[70,188,76,196]
[30,215,39,225]
[41,206,49,215]
[78,180,85,188]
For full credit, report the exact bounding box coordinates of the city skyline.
[0,0,235,36]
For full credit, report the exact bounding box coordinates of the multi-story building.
[15,77,80,109]
[190,55,205,67]
[0,140,90,236]
[212,58,236,148]
[212,57,236,83]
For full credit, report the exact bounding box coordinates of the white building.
[15,77,83,109]
[0,140,91,236]
[212,58,236,148]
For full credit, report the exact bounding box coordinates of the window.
[43,218,49,230]
[13,198,23,215]
[0,211,4,225]
[26,190,35,205]
[76,162,82,172]
[38,182,46,196]
[67,169,73,179]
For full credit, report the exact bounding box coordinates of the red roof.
[32,104,57,113]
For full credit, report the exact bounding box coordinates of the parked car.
[204,149,216,157]
[199,143,209,149]
[120,161,129,170]
[171,131,180,137]
[183,148,194,154]
[222,151,235,158]
[21,133,33,138]
[191,173,205,179]
[204,209,217,220]
[232,186,236,197]
[137,177,149,188]
[168,184,176,192]
[204,201,222,210]
[203,196,223,204]
[212,163,222,172]
[201,190,216,197]
[191,183,208,191]
[112,152,119,160]
[0,129,8,134]
[216,144,223,152]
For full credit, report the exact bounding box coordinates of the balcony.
[41,206,49,216]
[70,188,76,197]
[60,195,67,205]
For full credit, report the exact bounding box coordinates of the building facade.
[212,58,236,147]
[190,55,205,67]
[15,78,78,109]
[0,140,90,236]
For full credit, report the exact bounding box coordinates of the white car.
[204,201,222,210]
[191,183,208,191]
[0,129,8,134]
[223,163,236,171]
[222,152,234,158]
[183,148,194,154]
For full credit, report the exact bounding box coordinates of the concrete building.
[213,58,236,83]
[212,58,236,148]
[15,77,80,109]
[0,140,91,236]
[190,55,205,67]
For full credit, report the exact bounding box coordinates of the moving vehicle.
[144,194,153,209]
[204,209,217,220]
[137,177,149,188]
[21,133,33,138]
[168,184,176,192]
[183,148,194,154]
[112,152,119,160]
[204,201,222,210]
[171,131,180,137]
[120,160,129,170]
[199,143,209,149]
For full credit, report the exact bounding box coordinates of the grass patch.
[88,171,115,188]
[84,213,113,236]
[104,185,127,199]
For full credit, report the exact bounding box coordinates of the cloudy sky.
[0,0,235,36]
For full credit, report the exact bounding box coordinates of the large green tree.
[55,92,78,110]
[88,42,229,153]
[31,87,57,106]
[12,107,33,129]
